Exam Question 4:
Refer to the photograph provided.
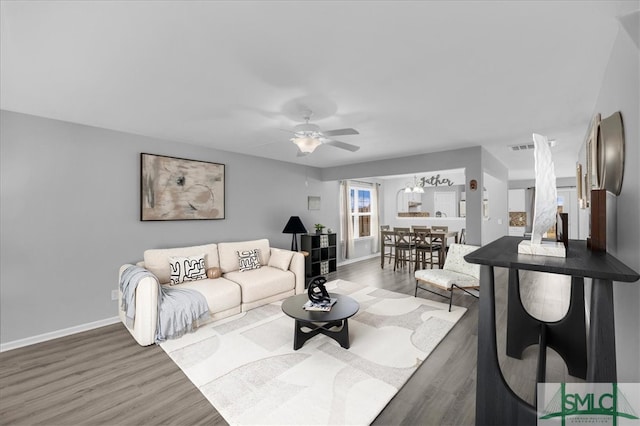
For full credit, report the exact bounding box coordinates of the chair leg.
[448,288,454,312]
[415,280,419,297]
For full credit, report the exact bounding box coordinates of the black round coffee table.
[281,293,360,350]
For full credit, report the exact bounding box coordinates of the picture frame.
[576,163,584,208]
[141,153,225,221]
[585,113,601,206]
[308,196,321,210]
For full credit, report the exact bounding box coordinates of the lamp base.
[291,234,298,251]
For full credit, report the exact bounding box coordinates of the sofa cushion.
[238,249,261,272]
[218,239,271,273]
[268,249,294,271]
[168,254,207,285]
[167,277,241,314]
[144,243,219,284]
[224,266,294,303]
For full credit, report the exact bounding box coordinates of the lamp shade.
[282,216,307,234]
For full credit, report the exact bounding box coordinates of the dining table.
[380,229,459,270]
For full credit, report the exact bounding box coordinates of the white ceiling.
[1,1,636,180]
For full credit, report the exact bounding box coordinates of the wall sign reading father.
[419,175,454,187]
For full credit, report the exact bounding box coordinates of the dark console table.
[464,236,639,426]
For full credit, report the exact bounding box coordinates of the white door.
[434,192,457,217]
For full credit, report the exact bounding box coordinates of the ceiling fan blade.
[323,139,360,152]
[323,128,359,137]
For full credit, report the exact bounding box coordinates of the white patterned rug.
[160,279,467,425]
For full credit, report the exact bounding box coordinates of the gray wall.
[0,110,336,344]
[481,149,510,244]
[508,177,577,190]
[583,26,639,381]
[481,172,509,245]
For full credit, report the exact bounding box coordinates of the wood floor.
[0,257,580,425]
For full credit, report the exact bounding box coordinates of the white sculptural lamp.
[518,133,566,257]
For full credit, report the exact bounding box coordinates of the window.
[350,187,371,238]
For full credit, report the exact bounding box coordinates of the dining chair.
[380,228,395,268]
[430,225,450,266]
[393,229,415,272]
[414,230,442,270]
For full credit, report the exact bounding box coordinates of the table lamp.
[282,216,307,251]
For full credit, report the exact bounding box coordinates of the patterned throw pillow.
[168,254,206,285]
[238,249,261,272]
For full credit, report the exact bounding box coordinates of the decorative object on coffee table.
[282,216,307,251]
[307,276,330,304]
[518,133,566,257]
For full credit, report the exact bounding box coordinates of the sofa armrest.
[118,264,159,346]
[288,251,305,294]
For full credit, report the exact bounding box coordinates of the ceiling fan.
[286,112,360,156]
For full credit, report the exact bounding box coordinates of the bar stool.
[414,230,442,270]
[393,229,415,272]
[380,227,395,268]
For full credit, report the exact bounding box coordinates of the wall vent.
[509,139,556,152]
[509,143,535,151]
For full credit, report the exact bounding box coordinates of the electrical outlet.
[111,289,119,301]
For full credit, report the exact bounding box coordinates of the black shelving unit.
[301,233,337,286]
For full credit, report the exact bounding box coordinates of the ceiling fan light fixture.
[291,136,322,153]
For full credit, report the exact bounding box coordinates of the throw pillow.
[268,249,294,271]
[238,249,261,272]
[206,267,222,279]
[169,254,206,285]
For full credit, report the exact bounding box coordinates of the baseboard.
[337,252,379,266]
[0,316,121,352]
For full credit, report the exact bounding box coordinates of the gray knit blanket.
[119,265,210,343]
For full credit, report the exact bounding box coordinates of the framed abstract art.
[141,153,225,221]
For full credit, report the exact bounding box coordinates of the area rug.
[160,279,467,425]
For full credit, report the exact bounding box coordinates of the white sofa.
[118,238,305,346]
